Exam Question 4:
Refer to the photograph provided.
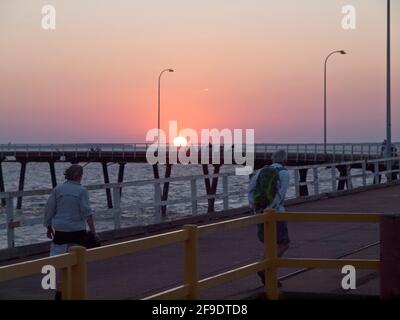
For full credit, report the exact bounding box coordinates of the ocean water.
[0,162,376,249]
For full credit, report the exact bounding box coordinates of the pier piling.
[49,162,57,188]
[337,165,348,190]
[16,162,26,210]
[0,162,5,207]
[102,162,113,208]
[161,164,172,216]
[117,162,125,197]
[152,164,172,216]
[299,168,309,196]
[202,164,221,213]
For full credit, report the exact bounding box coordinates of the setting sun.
[173,136,188,147]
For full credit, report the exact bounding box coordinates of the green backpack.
[248,166,286,210]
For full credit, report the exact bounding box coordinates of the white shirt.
[44,180,92,231]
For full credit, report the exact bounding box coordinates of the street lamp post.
[156,68,174,218]
[324,50,346,155]
[386,0,391,158]
[158,68,174,147]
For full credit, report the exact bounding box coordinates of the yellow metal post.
[264,209,279,300]
[60,267,71,300]
[68,246,87,300]
[183,224,199,299]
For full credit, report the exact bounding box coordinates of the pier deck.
[1,185,397,299]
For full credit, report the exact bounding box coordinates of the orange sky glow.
[0,0,399,143]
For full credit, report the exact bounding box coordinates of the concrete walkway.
[1,185,398,299]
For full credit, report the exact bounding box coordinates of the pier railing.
[0,172,234,249]
[291,156,400,197]
[0,209,381,300]
[145,209,381,300]
[1,157,399,249]
[0,143,398,161]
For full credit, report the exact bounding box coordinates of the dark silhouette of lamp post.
[385,0,392,158]
[156,69,174,218]
[324,50,347,155]
[158,69,174,147]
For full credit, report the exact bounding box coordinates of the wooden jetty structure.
[0,143,398,212]
[1,186,400,299]
[1,150,400,299]
[1,154,400,252]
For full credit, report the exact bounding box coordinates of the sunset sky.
[0,0,399,143]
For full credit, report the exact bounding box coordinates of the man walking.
[248,149,290,286]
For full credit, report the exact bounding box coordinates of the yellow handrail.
[0,209,382,300]
[0,252,76,282]
[86,229,188,263]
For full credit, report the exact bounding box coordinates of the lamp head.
[340,50,346,55]
[168,69,174,72]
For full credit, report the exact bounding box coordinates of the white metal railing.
[0,172,234,249]
[289,157,400,198]
[0,143,398,161]
[1,157,399,249]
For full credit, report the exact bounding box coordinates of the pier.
[0,143,398,211]
[1,145,400,299]
[1,155,400,252]
[1,184,399,299]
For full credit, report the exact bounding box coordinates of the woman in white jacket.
[44,164,98,256]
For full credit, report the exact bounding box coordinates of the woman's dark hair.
[64,164,83,181]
